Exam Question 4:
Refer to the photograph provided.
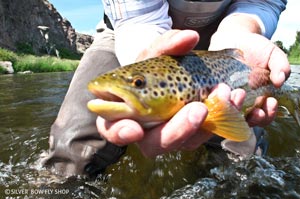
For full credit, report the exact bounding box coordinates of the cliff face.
[0,0,93,54]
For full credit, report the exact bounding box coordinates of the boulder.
[0,61,14,74]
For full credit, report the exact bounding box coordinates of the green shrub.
[288,56,300,65]
[16,42,35,54]
[0,66,6,74]
[0,48,18,64]
[57,47,82,60]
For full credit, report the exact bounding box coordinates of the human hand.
[209,15,290,127]
[96,29,247,157]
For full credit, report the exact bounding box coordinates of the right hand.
[96,30,247,157]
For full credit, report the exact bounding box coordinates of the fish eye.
[132,75,146,88]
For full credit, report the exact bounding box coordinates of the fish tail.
[201,95,251,142]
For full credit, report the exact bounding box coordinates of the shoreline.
[1,48,299,75]
[0,48,79,74]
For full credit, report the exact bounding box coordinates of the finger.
[246,108,266,127]
[230,88,246,110]
[136,29,199,61]
[181,130,213,151]
[246,97,278,126]
[161,29,200,56]
[96,116,144,146]
[210,84,246,111]
[268,46,291,87]
[262,97,278,124]
[209,83,231,101]
[137,102,208,157]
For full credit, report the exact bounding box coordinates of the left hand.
[209,29,290,126]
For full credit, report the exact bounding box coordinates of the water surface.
[0,66,299,198]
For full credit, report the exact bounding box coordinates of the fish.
[87,49,300,142]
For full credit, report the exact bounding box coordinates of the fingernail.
[118,126,132,142]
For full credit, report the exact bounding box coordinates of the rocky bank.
[0,0,93,55]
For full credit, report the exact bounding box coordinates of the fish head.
[87,58,187,126]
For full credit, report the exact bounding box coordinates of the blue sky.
[48,0,104,35]
[48,0,299,48]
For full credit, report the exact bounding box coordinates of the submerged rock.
[17,70,33,74]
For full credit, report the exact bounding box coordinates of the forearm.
[216,13,262,35]
[225,0,287,38]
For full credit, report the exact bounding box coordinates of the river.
[0,66,299,199]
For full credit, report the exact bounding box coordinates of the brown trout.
[87,49,300,142]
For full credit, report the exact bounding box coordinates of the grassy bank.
[0,48,79,74]
[14,54,79,72]
[288,56,300,65]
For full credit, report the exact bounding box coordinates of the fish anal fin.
[201,95,251,142]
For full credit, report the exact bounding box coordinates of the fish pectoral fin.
[201,95,251,142]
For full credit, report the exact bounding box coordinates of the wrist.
[216,13,263,35]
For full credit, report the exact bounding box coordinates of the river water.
[0,66,299,199]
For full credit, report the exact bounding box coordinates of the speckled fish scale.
[98,50,251,105]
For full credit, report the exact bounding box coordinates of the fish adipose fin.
[201,95,251,142]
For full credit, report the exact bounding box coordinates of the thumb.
[137,29,199,61]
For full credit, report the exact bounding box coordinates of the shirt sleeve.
[102,0,165,23]
[226,0,287,38]
[101,0,172,65]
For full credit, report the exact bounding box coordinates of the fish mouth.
[92,89,125,103]
[87,82,144,121]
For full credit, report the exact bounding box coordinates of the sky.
[48,0,104,35]
[48,0,299,48]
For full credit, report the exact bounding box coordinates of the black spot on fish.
[159,81,167,88]
[187,93,191,100]
[178,84,183,92]
[194,75,201,83]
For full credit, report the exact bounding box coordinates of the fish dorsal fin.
[201,95,251,142]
